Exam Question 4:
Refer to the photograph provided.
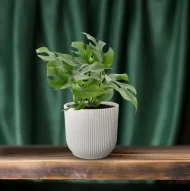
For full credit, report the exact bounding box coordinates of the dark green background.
[0,0,189,190]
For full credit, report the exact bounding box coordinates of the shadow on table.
[0,180,190,191]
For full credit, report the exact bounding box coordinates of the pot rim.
[64,101,119,111]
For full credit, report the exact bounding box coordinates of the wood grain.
[0,146,189,180]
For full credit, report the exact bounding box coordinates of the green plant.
[36,33,138,111]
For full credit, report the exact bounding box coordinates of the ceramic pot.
[64,101,119,159]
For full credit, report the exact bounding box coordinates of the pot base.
[72,151,110,160]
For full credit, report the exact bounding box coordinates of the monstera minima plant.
[36,32,138,159]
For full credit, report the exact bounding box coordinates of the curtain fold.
[0,0,189,150]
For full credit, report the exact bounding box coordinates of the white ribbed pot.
[64,101,119,159]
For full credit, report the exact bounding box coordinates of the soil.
[84,104,114,109]
[67,104,114,110]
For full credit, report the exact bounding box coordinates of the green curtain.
[0,0,189,187]
[0,0,188,146]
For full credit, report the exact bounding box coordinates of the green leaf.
[72,84,106,98]
[84,45,92,62]
[92,98,101,106]
[71,41,84,50]
[37,55,55,62]
[103,48,114,67]
[82,32,97,45]
[75,102,86,110]
[82,33,103,62]
[46,60,69,89]
[47,60,69,79]
[47,79,67,89]
[74,72,100,81]
[60,83,71,90]
[63,102,86,111]
[115,81,137,95]
[111,82,138,111]
[105,75,112,83]
[36,47,51,54]
[105,73,136,94]
[97,40,106,50]
[73,57,86,65]
[89,43,103,62]
[36,47,55,60]
[36,47,56,62]
[71,41,85,56]
[78,63,89,71]
[81,62,111,74]
[77,79,95,87]
[97,89,113,101]
[82,33,114,66]
[71,43,92,64]
[109,73,129,81]
[55,53,77,66]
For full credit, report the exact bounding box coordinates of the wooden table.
[0,146,189,180]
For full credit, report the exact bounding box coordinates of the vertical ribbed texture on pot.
[64,102,119,159]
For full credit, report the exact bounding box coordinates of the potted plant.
[36,33,138,159]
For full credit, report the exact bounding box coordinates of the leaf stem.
[73,94,78,104]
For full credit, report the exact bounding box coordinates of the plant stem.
[73,94,78,104]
